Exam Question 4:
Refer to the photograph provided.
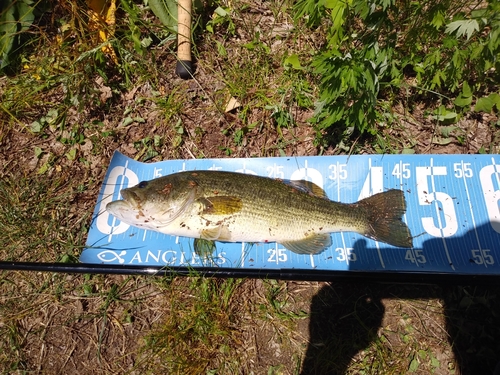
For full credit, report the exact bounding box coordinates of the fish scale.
[106,170,412,254]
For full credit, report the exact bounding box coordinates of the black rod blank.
[1,261,500,285]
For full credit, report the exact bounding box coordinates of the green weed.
[295,0,500,145]
[0,0,497,373]
[0,0,40,71]
[136,277,245,374]
[0,176,85,262]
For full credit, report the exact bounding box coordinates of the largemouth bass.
[106,170,413,254]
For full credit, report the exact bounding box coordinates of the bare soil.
[1,1,500,374]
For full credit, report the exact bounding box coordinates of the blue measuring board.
[82,151,500,275]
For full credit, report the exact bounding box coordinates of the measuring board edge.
[82,151,500,276]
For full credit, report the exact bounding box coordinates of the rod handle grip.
[176,0,193,79]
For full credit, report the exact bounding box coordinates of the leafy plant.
[0,0,38,71]
[475,93,500,113]
[206,6,235,35]
[148,0,177,31]
[294,0,500,144]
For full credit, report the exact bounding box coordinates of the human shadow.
[300,283,386,374]
[301,223,500,374]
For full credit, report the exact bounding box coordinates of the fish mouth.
[106,185,198,227]
[119,189,140,207]
[105,189,140,215]
[106,199,132,214]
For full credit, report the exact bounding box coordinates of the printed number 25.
[267,248,287,263]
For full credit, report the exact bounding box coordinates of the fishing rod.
[1,261,499,284]
[176,0,193,78]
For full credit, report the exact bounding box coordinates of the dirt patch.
[1,0,500,374]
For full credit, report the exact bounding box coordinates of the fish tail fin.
[357,189,413,248]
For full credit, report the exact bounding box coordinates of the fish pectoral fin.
[200,225,232,241]
[280,233,332,255]
[193,238,217,257]
[198,196,243,215]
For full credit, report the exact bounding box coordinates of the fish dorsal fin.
[280,233,332,255]
[197,196,243,215]
[284,180,328,199]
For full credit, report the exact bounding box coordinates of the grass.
[137,278,244,373]
[0,0,499,373]
[0,176,85,262]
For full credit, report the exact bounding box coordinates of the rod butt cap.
[176,60,194,79]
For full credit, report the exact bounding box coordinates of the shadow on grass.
[301,225,500,375]
[300,283,385,374]
[301,282,500,374]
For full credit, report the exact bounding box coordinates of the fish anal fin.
[198,196,243,215]
[280,233,332,255]
[357,189,413,248]
[200,225,232,241]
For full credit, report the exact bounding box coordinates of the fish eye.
[138,181,148,188]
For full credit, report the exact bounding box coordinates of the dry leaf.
[225,96,241,112]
